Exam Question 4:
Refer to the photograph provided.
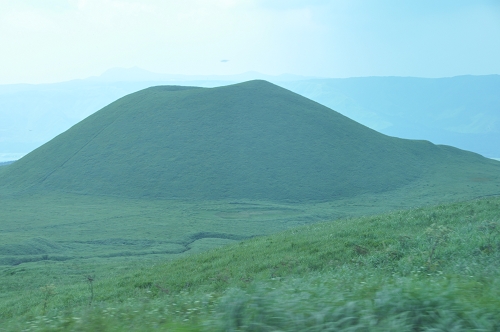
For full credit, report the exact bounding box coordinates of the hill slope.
[0,80,498,201]
[2,74,499,160]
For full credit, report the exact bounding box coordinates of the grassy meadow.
[0,195,499,331]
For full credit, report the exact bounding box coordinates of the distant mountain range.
[0,68,499,161]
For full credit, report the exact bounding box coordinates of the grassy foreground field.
[1,195,499,331]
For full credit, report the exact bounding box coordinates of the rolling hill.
[2,72,499,161]
[1,80,498,202]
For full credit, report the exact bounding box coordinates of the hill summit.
[0,80,497,201]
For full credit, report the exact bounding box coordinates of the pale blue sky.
[1,0,499,84]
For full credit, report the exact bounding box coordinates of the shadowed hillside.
[0,80,498,201]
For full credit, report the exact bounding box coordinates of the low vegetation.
[1,196,499,331]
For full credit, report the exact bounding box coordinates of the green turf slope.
[0,80,498,201]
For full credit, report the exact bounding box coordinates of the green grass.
[1,196,499,331]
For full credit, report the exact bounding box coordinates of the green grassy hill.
[1,196,499,331]
[1,80,498,201]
